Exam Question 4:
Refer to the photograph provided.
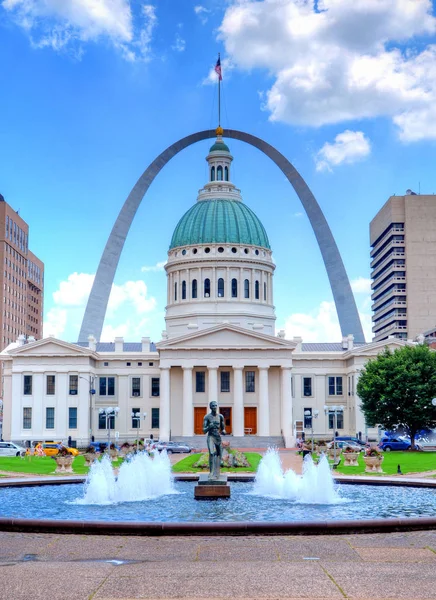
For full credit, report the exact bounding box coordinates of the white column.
[258,366,270,436]
[208,367,218,407]
[182,367,194,436]
[281,367,294,447]
[233,367,244,437]
[160,367,171,441]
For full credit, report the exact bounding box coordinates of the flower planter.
[83,453,96,467]
[54,455,74,474]
[343,452,359,467]
[363,455,384,473]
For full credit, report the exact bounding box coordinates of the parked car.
[88,441,120,453]
[0,441,26,457]
[327,440,364,452]
[378,437,421,452]
[156,441,193,454]
[34,442,80,457]
[334,436,367,447]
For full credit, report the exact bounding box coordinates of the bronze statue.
[203,400,226,479]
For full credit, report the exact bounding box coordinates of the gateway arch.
[78,129,365,344]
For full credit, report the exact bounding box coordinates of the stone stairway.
[171,435,285,449]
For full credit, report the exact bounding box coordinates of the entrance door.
[221,407,232,435]
[194,407,207,435]
[244,407,257,435]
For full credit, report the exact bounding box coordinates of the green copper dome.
[209,141,230,152]
[170,199,270,250]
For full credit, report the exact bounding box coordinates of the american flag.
[215,56,222,81]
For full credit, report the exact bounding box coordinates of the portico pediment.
[157,324,296,351]
[6,337,95,357]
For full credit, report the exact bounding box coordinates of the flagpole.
[218,53,221,127]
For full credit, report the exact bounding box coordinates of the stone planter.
[54,455,74,474]
[315,446,327,455]
[343,452,359,467]
[363,455,384,473]
[83,453,96,467]
[327,449,338,460]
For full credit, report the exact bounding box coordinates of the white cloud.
[2,0,157,60]
[293,212,303,218]
[218,0,436,141]
[194,5,210,24]
[171,32,186,52]
[351,277,372,295]
[315,130,371,172]
[282,299,372,343]
[43,307,68,338]
[141,260,166,272]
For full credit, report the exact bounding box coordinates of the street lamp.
[324,405,344,463]
[304,409,319,453]
[99,407,120,450]
[131,411,147,452]
[78,375,96,442]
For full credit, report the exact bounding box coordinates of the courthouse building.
[1,133,409,446]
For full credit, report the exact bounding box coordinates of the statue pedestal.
[194,474,231,500]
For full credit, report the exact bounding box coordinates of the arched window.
[174,282,177,301]
[211,166,215,181]
[217,165,223,181]
[204,278,211,297]
[255,280,260,300]
[192,279,197,299]
[264,282,267,301]
[244,279,250,299]
[217,278,224,297]
[224,166,229,181]
[182,280,186,300]
[231,278,238,298]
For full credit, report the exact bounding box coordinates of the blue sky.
[1,0,436,344]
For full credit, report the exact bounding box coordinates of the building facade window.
[132,377,141,397]
[244,279,250,299]
[99,376,115,396]
[46,407,55,429]
[131,407,140,428]
[151,377,160,397]
[220,371,230,392]
[245,371,255,393]
[211,166,215,181]
[217,278,224,297]
[174,282,177,301]
[304,407,312,429]
[151,407,160,429]
[328,411,344,430]
[217,165,223,181]
[328,376,343,396]
[303,377,312,397]
[255,280,260,299]
[192,279,197,299]
[69,375,78,395]
[182,280,186,300]
[231,278,237,298]
[23,407,32,429]
[23,375,32,395]
[69,407,77,429]
[224,166,229,181]
[99,413,115,430]
[46,375,55,395]
[204,278,210,297]
[196,371,205,393]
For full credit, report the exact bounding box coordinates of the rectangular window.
[132,377,141,397]
[68,407,77,429]
[23,375,32,395]
[220,371,230,393]
[151,378,160,397]
[99,376,115,396]
[328,411,344,430]
[131,407,140,429]
[46,375,55,395]
[23,407,32,429]
[328,376,343,396]
[69,375,78,395]
[46,407,55,429]
[245,371,255,393]
[151,407,160,429]
[196,371,205,393]
[98,412,115,430]
[304,407,312,429]
[303,377,312,397]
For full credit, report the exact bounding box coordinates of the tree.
[357,344,436,449]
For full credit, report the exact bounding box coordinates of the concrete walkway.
[1,530,436,599]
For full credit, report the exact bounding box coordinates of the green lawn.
[334,451,436,475]
[171,452,262,473]
[0,454,127,476]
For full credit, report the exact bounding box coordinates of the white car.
[0,441,26,457]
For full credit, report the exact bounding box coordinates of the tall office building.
[370,193,436,342]
[0,194,44,351]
